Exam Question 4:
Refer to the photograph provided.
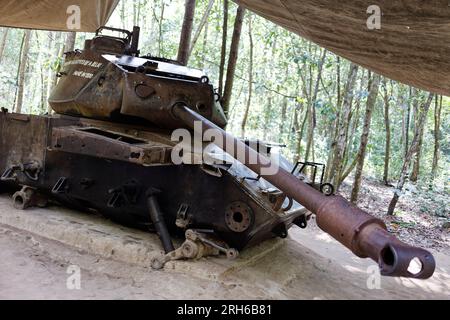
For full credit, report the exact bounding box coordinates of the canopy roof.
[1,0,449,95]
[0,0,119,32]
[234,0,450,96]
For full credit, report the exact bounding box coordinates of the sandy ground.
[0,196,449,300]
[339,177,449,252]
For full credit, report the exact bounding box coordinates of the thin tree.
[403,88,414,157]
[304,49,327,162]
[338,77,365,187]
[222,6,246,116]
[188,0,215,59]
[410,93,427,182]
[15,30,32,114]
[156,0,166,56]
[262,95,272,141]
[133,0,142,26]
[431,95,443,180]
[64,32,77,52]
[121,0,126,29]
[218,0,229,97]
[330,63,359,189]
[177,0,196,66]
[294,105,308,162]
[350,74,381,203]
[201,16,209,69]
[387,93,434,216]
[0,28,9,63]
[324,56,342,181]
[241,14,253,138]
[33,34,47,112]
[339,69,367,182]
[47,32,63,113]
[279,96,288,143]
[382,78,391,185]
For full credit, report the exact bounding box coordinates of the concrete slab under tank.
[0,194,284,281]
[0,194,449,299]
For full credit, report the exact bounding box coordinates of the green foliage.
[0,0,448,187]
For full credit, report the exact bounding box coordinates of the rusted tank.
[0,27,435,278]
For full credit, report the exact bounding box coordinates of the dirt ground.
[0,192,448,300]
[339,177,449,251]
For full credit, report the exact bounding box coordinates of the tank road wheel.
[320,183,335,196]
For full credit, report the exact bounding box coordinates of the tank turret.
[49,26,227,129]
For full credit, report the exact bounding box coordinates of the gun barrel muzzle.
[316,196,435,278]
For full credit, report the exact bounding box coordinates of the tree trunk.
[158,1,165,56]
[431,95,442,180]
[295,106,308,162]
[305,49,327,162]
[121,0,126,29]
[350,74,381,203]
[47,32,64,113]
[279,65,290,142]
[0,28,9,63]
[15,30,32,114]
[279,97,288,143]
[339,155,358,186]
[137,0,142,26]
[218,0,229,97]
[240,15,253,138]
[387,93,434,215]
[201,19,209,69]
[188,0,215,59]
[409,118,425,183]
[383,78,391,185]
[404,88,413,157]
[133,0,141,26]
[221,6,246,116]
[336,56,341,110]
[177,0,196,66]
[338,80,364,187]
[409,91,427,183]
[341,69,365,174]
[330,63,359,189]
[64,32,76,52]
[262,95,272,141]
[325,59,343,182]
[400,92,406,147]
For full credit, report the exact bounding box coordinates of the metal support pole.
[147,189,175,254]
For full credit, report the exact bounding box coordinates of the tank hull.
[0,111,306,251]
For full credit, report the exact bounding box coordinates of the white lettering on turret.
[73,70,94,79]
[65,59,103,69]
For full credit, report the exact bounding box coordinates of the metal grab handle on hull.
[172,103,436,279]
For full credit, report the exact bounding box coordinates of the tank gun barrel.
[172,103,435,279]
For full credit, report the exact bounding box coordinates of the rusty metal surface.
[316,196,435,278]
[173,103,436,279]
[51,126,172,166]
[0,112,48,179]
[48,31,227,129]
[49,51,124,119]
[0,112,307,253]
[121,71,226,129]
